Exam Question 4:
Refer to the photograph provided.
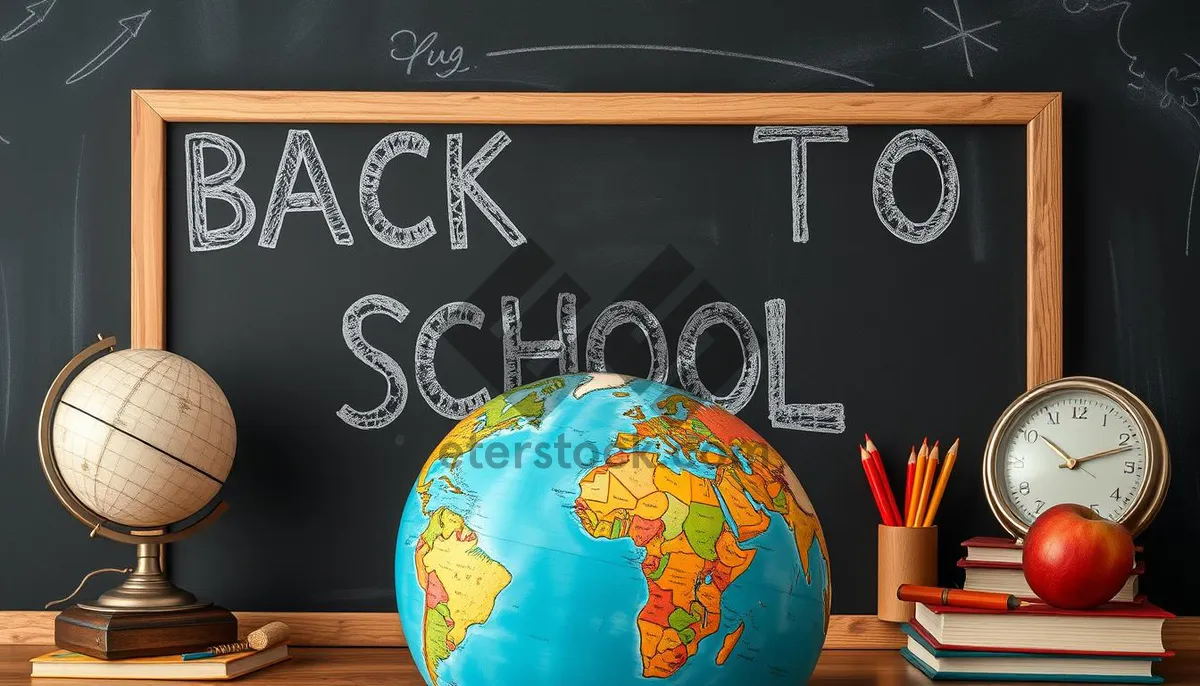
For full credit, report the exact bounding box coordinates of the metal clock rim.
[982,376,1169,540]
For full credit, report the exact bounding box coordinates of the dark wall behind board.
[1,0,1198,616]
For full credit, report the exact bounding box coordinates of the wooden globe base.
[55,605,236,661]
[55,543,236,659]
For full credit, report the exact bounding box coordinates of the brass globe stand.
[38,336,236,659]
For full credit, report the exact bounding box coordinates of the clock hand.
[1056,445,1133,468]
[1040,436,1076,468]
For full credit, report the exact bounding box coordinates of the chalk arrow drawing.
[65,9,150,85]
[1,0,55,42]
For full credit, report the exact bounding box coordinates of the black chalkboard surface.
[1,0,1197,621]
[158,117,1029,612]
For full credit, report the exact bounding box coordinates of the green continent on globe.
[574,393,828,678]
[414,508,512,684]
[415,377,566,511]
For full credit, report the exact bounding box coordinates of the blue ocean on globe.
[396,373,829,686]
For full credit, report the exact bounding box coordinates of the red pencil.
[904,446,917,525]
[859,445,896,525]
[864,434,902,526]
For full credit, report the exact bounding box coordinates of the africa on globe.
[396,374,829,686]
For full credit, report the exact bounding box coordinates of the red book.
[958,558,1143,603]
[914,596,1172,656]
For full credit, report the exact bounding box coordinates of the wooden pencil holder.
[877,524,938,623]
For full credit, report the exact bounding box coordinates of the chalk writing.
[1061,2,1200,254]
[1062,1,1145,90]
[921,0,1000,78]
[416,302,490,420]
[501,294,579,390]
[1,0,55,42]
[1160,53,1200,255]
[0,134,9,145]
[185,130,524,252]
[447,131,526,249]
[872,129,960,244]
[753,126,849,243]
[340,293,852,433]
[486,44,874,88]
[71,135,85,347]
[359,131,436,248]
[339,294,410,430]
[65,10,150,85]
[764,299,845,433]
[585,300,669,384]
[260,129,353,248]
[185,132,256,252]
[677,302,761,414]
[390,29,470,79]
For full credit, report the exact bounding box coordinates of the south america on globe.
[395,374,830,685]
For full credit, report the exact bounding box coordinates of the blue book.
[902,624,1164,684]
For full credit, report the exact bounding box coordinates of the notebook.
[30,645,290,680]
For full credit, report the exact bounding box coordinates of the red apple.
[1022,503,1135,610]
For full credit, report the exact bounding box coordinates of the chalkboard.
[1,0,1196,626]
[118,91,1055,616]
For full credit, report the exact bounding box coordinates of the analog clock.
[983,377,1170,539]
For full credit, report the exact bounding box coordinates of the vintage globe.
[50,348,236,528]
[396,374,830,686]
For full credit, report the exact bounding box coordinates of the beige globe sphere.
[50,349,236,528]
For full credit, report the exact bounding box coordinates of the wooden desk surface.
[1,646,1195,685]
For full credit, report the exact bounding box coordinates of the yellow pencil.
[913,441,940,528]
[923,438,960,527]
[906,439,929,527]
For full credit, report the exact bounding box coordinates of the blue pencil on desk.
[182,621,289,660]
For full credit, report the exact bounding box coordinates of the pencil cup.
[877,525,938,622]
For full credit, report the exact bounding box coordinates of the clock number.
[1034,499,1046,514]
[1046,411,1061,425]
[1102,414,1108,427]
[1089,503,1101,515]
[1072,406,1088,420]
[1119,432,1136,446]
[1011,455,1026,469]
[1124,461,1136,474]
[1023,430,1039,444]
[1019,481,1030,496]
[1110,488,1121,500]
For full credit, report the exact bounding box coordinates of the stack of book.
[902,537,1172,683]
[959,537,1143,603]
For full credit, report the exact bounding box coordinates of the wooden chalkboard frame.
[122,90,1063,648]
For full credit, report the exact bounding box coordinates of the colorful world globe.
[396,374,829,685]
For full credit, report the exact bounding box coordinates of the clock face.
[999,389,1146,525]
